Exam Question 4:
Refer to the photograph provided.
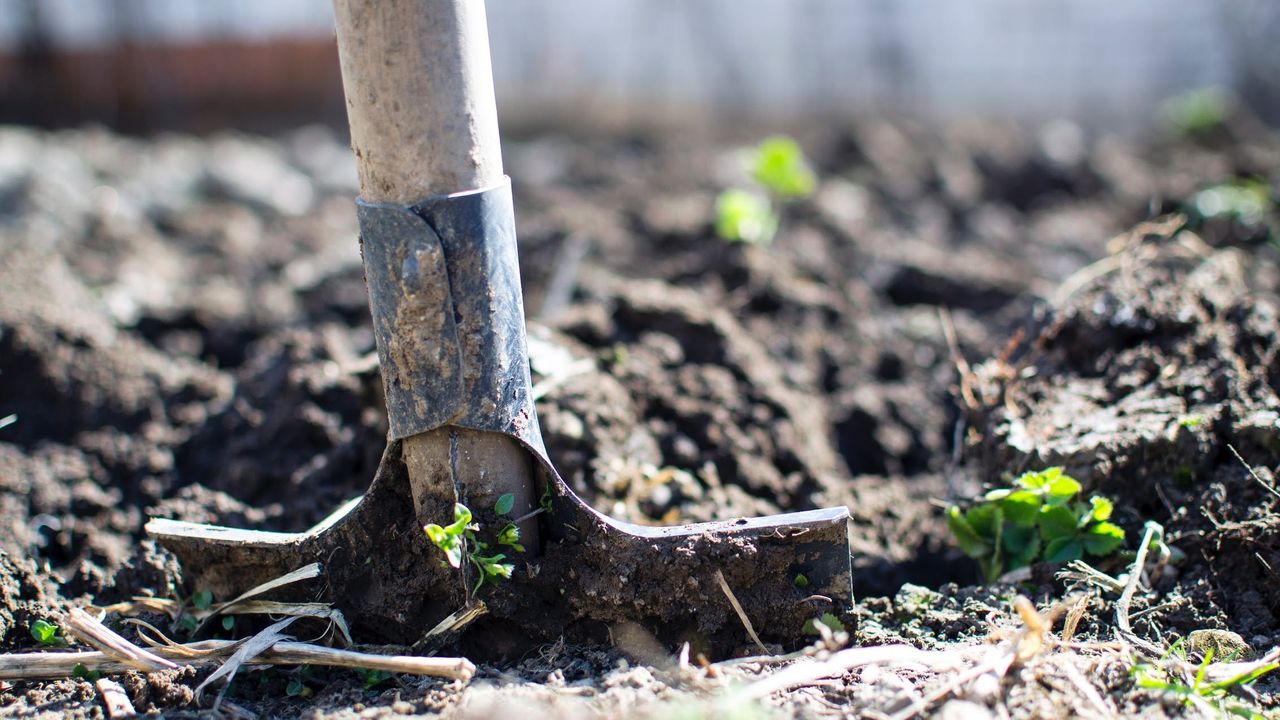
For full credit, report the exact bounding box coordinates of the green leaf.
[1083,522,1125,556]
[1016,467,1060,491]
[999,490,1042,527]
[424,523,448,546]
[30,620,60,646]
[1088,496,1114,522]
[793,573,809,588]
[447,503,473,535]
[1044,474,1083,505]
[286,676,311,698]
[494,494,515,516]
[947,507,991,558]
[425,524,464,568]
[965,504,1000,538]
[1002,524,1040,570]
[360,669,392,690]
[497,522,519,545]
[1044,537,1085,563]
[1038,505,1079,541]
[749,136,817,198]
[221,616,235,631]
[193,589,214,611]
[72,663,101,682]
[715,189,777,245]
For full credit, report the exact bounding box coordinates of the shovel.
[147,0,852,653]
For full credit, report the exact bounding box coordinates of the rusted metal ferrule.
[356,178,546,452]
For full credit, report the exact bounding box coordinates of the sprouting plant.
[359,668,394,691]
[424,494,525,595]
[715,135,816,245]
[802,612,846,636]
[715,189,777,245]
[749,136,817,199]
[1189,177,1273,226]
[193,589,214,611]
[1160,88,1228,137]
[285,676,311,698]
[947,467,1126,582]
[30,619,66,647]
[539,483,555,514]
[1177,415,1204,429]
[72,663,101,682]
[1132,646,1279,719]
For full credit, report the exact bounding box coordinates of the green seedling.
[72,663,101,682]
[1160,88,1228,137]
[715,135,816,245]
[360,669,394,691]
[715,189,776,245]
[30,619,66,647]
[1188,177,1273,226]
[802,612,846,636]
[1177,415,1204,429]
[1132,646,1279,719]
[947,467,1126,582]
[285,676,311,698]
[793,573,809,589]
[192,589,214,611]
[749,136,817,199]
[424,494,524,595]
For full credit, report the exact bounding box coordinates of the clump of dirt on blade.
[965,219,1280,649]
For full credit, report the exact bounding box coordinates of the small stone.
[1187,629,1251,659]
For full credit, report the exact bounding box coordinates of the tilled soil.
[0,117,1278,717]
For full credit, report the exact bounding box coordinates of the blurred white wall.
[5,0,1275,129]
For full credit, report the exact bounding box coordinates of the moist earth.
[0,116,1278,717]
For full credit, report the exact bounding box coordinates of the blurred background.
[2,0,1278,134]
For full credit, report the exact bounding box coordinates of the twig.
[1115,522,1164,658]
[65,608,178,672]
[739,644,972,701]
[0,640,476,682]
[714,570,768,654]
[889,645,1016,720]
[1227,444,1280,502]
[95,678,137,719]
[414,601,488,654]
[196,617,298,703]
[937,307,978,409]
[1061,594,1090,643]
[1059,659,1115,719]
[196,563,322,635]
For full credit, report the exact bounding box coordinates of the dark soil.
[0,115,1278,717]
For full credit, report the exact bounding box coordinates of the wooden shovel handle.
[332,0,540,557]
[333,0,503,201]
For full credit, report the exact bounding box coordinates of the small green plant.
[359,669,394,691]
[285,676,311,698]
[715,135,816,245]
[1160,88,1228,137]
[1189,177,1273,226]
[715,190,777,245]
[947,467,1126,582]
[72,663,101,682]
[30,619,66,647]
[1177,415,1204,429]
[802,612,846,636]
[792,573,809,589]
[192,589,214,611]
[1132,646,1279,719]
[424,495,524,595]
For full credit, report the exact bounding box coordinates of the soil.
[0,115,1279,717]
